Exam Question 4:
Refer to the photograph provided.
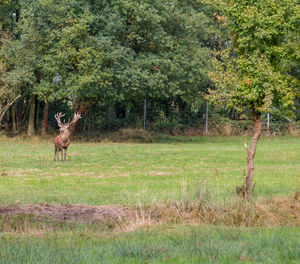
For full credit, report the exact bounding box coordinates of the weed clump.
[127,191,300,231]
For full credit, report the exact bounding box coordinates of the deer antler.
[66,112,81,128]
[54,112,65,127]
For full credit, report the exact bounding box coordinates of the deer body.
[54,112,81,161]
[54,129,70,161]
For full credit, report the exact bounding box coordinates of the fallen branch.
[0,95,21,126]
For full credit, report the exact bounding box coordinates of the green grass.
[0,225,299,263]
[0,135,299,263]
[0,136,299,205]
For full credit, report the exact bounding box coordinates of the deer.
[54,112,81,161]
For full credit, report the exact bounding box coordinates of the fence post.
[267,113,270,133]
[144,99,147,130]
[205,102,208,133]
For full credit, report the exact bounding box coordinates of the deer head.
[55,112,81,133]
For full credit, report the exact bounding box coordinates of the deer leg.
[56,148,60,161]
[64,148,67,161]
[54,147,59,161]
[61,148,63,161]
[56,149,59,161]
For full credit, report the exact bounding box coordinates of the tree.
[205,0,300,198]
[0,0,221,134]
[1,0,107,135]
[87,0,213,125]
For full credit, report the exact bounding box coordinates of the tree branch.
[244,141,249,153]
[0,95,21,126]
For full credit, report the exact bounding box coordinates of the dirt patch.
[0,195,299,230]
[0,204,134,223]
[68,153,82,156]
[149,171,168,176]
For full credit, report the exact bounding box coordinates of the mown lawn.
[0,135,299,263]
[0,136,299,205]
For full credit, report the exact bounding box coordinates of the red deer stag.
[54,112,81,161]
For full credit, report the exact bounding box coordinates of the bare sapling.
[236,109,262,200]
[54,112,81,161]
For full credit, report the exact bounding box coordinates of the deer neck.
[60,129,70,142]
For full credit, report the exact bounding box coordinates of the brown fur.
[54,129,71,161]
[54,112,81,161]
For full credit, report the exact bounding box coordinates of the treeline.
[0,0,299,136]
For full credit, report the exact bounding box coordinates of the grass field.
[0,135,299,263]
[1,225,299,263]
[0,135,299,205]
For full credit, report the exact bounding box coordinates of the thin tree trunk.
[238,109,262,199]
[27,94,36,137]
[245,116,261,194]
[107,103,115,120]
[83,110,88,132]
[22,96,30,125]
[4,110,10,131]
[16,98,24,128]
[11,105,17,132]
[41,101,49,136]
[35,98,40,132]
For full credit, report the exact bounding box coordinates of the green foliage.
[1,0,109,104]
[209,51,297,115]
[0,0,215,132]
[206,0,300,118]
[2,0,299,133]
[0,0,18,32]
[90,0,212,104]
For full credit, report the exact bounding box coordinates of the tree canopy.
[0,0,299,136]
[207,0,299,117]
[1,0,217,133]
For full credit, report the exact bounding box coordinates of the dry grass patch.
[68,153,82,156]
[0,204,133,234]
[0,193,299,234]
[149,171,168,176]
[147,194,299,228]
[1,169,40,177]
[98,128,156,143]
[0,203,133,223]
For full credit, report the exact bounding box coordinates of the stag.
[54,112,81,161]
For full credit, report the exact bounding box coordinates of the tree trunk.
[4,110,10,131]
[11,105,17,132]
[107,103,115,120]
[68,105,86,134]
[35,98,40,132]
[237,110,262,199]
[27,94,36,137]
[22,96,30,125]
[16,98,24,128]
[41,101,49,136]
